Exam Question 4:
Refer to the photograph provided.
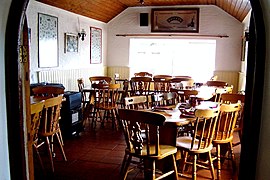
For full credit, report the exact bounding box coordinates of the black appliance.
[60,91,83,138]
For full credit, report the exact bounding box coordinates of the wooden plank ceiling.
[36,0,251,23]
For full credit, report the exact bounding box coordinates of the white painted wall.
[256,0,270,178]
[0,0,11,179]
[107,5,244,72]
[26,0,108,83]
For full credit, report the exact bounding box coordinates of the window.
[129,39,216,83]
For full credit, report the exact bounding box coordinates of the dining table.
[140,101,219,149]
[137,101,219,179]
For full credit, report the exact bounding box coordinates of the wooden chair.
[206,80,228,88]
[118,109,178,180]
[38,95,67,172]
[213,103,241,180]
[32,86,64,97]
[213,88,228,102]
[170,76,192,89]
[130,77,152,96]
[176,108,220,180]
[91,83,120,130]
[89,76,112,85]
[30,100,45,172]
[116,79,130,108]
[210,75,218,81]
[124,95,148,110]
[221,93,245,146]
[134,71,153,77]
[177,89,199,103]
[153,75,172,93]
[151,92,178,107]
[77,78,89,109]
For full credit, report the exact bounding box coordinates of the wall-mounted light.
[139,0,144,5]
[78,29,86,41]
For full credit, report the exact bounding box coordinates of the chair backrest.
[213,88,228,102]
[210,75,218,81]
[221,93,245,104]
[153,75,172,93]
[92,83,120,108]
[77,78,87,102]
[77,78,84,91]
[189,108,220,151]
[32,86,65,97]
[206,80,228,88]
[89,76,112,85]
[177,89,199,103]
[170,76,192,89]
[151,92,178,107]
[39,95,63,135]
[214,103,241,141]
[134,72,153,77]
[130,77,152,96]
[30,101,45,144]
[124,95,148,109]
[118,109,166,155]
[220,93,245,131]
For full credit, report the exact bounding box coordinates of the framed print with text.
[38,13,58,68]
[90,27,102,64]
[151,8,199,33]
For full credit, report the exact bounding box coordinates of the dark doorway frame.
[5,0,265,179]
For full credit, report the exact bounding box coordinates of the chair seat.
[128,145,177,160]
[176,136,213,153]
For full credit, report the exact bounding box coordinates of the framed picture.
[90,27,102,64]
[151,8,199,33]
[65,33,78,53]
[38,13,58,68]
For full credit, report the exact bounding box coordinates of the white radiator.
[37,67,107,91]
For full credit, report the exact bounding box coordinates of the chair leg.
[181,150,188,173]
[192,154,197,180]
[152,159,156,180]
[208,151,216,180]
[120,152,128,175]
[45,137,54,172]
[172,154,179,180]
[122,155,132,180]
[33,144,45,173]
[217,144,221,180]
[56,132,67,161]
[229,141,236,173]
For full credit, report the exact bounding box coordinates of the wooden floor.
[34,121,241,180]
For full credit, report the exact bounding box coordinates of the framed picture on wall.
[65,33,78,53]
[38,13,58,68]
[90,26,102,64]
[151,8,199,33]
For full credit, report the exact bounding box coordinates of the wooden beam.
[116,33,229,38]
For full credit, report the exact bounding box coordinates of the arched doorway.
[4,0,265,179]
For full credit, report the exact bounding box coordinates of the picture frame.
[38,13,58,68]
[90,26,102,64]
[65,33,78,53]
[151,8,199,33]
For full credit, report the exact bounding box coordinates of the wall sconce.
[78,29,86,41]
[139,0,144,5]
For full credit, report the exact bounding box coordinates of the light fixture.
[78,29,86,41]
[139,0,144,5]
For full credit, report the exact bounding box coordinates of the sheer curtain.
[129,39,216,83]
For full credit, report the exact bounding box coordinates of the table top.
[144,101,219,126]
[30,96,66,105]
